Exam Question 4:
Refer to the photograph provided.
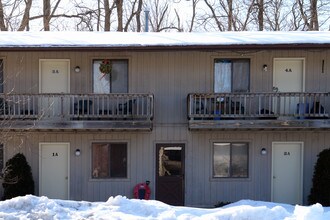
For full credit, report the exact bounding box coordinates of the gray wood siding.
[2,49,330,123]
[2,129,330,206]
[0,48,330,206]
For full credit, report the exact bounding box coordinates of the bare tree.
[43,0,50,30]
[0,0,33,31]
[0,0,330,31]
[0,0,7,30]
[203,0,256,31]
[256,0,263,30]
[263,0,296,31]
[148,0,180,32]
[203,0,225,31]
[104,0,110,31]
[187,0,199,32]
[17,0,32,31]
[135,0,143,31]
[296,0,320,30]
[42,0,63,31]
[103,0,116,31]
[309,0,318,30]
[116,0,123,31]
[123,0,144,32]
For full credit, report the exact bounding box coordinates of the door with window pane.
[93,59,128,116]
[93,59,128,93]
[214,59,250,115]
[156,144,185,206]
[214,59,250,93]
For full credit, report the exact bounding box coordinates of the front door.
[39,59,70,118]
[273,58,304,115]
[156,144,185,206]
[39,143,70,199]
[272,142,303,204]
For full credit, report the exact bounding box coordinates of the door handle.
[272,87,279,92]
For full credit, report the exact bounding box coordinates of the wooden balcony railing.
[188,93,330,129]
[0,93,154,130]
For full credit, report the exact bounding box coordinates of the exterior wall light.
[261,148,267,155]
[74,66,81,73]
[263,64,268,72]
[75,149,81,156]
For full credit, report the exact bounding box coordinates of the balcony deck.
[188,92,330,130]
[0,93,154,131]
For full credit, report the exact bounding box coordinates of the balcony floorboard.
[189,118,330,130]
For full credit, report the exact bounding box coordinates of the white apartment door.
[39,59,70,118]
[272,142,303,204]
[39,143,70,199]
[273,59,304,115]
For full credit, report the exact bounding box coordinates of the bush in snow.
[2,153,35,200]
[308,148,330,205]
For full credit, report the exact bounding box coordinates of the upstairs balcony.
[0,93,154,131]
[188,93,330,130]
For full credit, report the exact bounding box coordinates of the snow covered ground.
[0,195,329,220]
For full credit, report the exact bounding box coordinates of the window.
[213,142,249,178]
[93,59,128,93]
[214,59,250,93]
[92,142,127,178]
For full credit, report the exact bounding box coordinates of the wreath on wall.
[99,59,112,75]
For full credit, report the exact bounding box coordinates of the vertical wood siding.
[0,48,329,206]
[2,130,330,207]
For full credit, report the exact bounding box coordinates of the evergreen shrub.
[308,148,330,205]
[2,153,35,200]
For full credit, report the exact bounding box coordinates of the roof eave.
[0,43,329,51]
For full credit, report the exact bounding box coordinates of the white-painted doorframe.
[39,59,70,93]
[39,142,70,200]
[271,142,303,205]
[273,58,305,115]
[38,59,71,118]
[273,58,305,92]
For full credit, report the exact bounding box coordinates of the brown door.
[156,143,185,206]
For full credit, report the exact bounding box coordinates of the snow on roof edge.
[0,31,329,48]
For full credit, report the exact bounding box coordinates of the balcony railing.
[0,93,154,130]
[188,93,330,129]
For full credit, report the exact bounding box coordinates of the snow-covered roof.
[0,31,329,50]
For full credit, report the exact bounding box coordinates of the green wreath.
[99,59,112,74]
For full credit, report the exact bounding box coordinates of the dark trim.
[0,43,329,52]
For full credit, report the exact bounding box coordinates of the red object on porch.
[133,181,151,200]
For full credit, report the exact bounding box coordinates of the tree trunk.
[309,0,318,30]
[104,0,110,31]
[18,0,33,31]
[116,0,123,31]
[43,0,51,31]
[0,0,7,31]
[227,0,233,31]
[258,0,264,31]
[136,0,143,32]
